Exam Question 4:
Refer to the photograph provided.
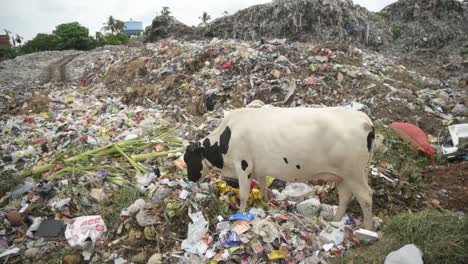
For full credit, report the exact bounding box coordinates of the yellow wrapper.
[266,176,275,187]
[215,180,263,206]
[268,247,288,260]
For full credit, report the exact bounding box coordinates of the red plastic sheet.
[390,122,435,160]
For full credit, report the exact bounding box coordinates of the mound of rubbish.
[381,0,468,50]
[142,0,468,50]
[1,39,467,134]
[144,15,197,43]
[205,0,391,47]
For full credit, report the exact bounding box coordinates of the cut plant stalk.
[22,129,181,178]
[114,144,148,174]
[131,148,185,162]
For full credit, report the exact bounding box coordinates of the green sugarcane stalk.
[131,148,185,162]
[0,193,11,207]
[24,143,115,177]
[114,144,148,174]
[22,129,180,178]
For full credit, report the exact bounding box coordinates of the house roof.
[0,35,11,49]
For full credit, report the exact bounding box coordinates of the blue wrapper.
[229,213,255,222]
[222,231,241,247]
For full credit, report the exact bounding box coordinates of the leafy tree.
[53,22,96,50]
[161,7,171,16]
[96,32,128,46]
[20,33,59,53]
[0,47,19,60]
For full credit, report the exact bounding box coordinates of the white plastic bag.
[181,212,209,257]
[65,215,107,248]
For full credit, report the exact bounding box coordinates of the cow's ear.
[187,142,203,153]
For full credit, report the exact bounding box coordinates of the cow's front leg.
[257,175,269,202]
[236,161,251,213]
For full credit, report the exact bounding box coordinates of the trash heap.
[2,38,466,129]
[0,37,466,263]
[0,87,384,263]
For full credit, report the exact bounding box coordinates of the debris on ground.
[384,244,424,264]
[441,124,468,160]
[0,4,467,261]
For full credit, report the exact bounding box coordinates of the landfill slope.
[0,1,467,263]
[1,39,466,131]
[143,0,468,51]
[205,0,391,47]
[382,0,468,50]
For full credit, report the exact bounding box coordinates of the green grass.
[336,209,468,264]
[101,185,142,227]
[461,46,468,55]
[374,125,432,189]
[392,23,401,39]
[375,12,390,21]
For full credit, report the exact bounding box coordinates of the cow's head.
[184,126,232,182]
[183,142,205,182]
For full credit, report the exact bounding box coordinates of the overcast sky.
[1,0,397,41]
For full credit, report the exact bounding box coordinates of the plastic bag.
[65,215,107,248]
[181,212,209,257]
[390,122,435,160]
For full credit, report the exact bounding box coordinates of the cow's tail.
[365,124,376,181]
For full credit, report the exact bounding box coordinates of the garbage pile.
[1,37,466,130]
[0,85,388,263]
[0,35,467,264]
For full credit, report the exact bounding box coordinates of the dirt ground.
[423,161,468,212]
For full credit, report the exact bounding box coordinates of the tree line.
[1,16,131,60]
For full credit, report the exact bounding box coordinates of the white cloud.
[0,0,396,41]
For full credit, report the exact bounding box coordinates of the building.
[0,35,11,49]
[123,19,144,37]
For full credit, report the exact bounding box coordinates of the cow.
[183,106,376,229]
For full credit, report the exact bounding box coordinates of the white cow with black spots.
[183,106,376,229]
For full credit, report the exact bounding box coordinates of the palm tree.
[115,20,125,34]
[103,16,125,34]
[199,12,211,26]
[103,16,116,34]
[14,34,23,45]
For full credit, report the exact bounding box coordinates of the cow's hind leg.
[334,182,353,221]
[236,162,252,213]
[352,182,374,230]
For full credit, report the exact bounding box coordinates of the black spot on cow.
[241,160,248,171]
[202,138,223,169]
[367,126,375,152]
[296,165,301,169]
[201,126,232,169]
[185,126,232,182]
[184,142,203,182]
[248,174,252,179]
[283,157,288,164]
[219,126,231,154]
